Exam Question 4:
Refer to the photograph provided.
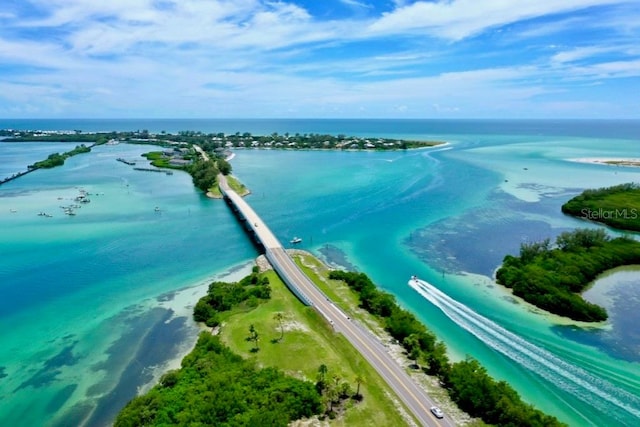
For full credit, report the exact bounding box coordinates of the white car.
[430,406,444,419]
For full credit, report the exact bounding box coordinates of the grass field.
[217,260,416,426]
[208,174,249,198]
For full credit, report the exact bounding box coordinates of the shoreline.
[568,157,640,168]
[136,260,256,394]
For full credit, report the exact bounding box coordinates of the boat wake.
[408,278,640,425]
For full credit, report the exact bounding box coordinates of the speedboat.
[290,237,302,244]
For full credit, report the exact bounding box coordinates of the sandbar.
[568,157,640,168]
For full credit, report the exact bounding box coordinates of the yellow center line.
[273,249,438,425]
[223,192,441,425]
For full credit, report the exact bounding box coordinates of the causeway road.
[219,175,455,426]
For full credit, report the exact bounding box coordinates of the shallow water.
[1,120,639,426]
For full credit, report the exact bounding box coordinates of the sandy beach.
[568,157,640,167]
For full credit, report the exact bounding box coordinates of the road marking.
[271,248,439,425]
[221,188,446,426]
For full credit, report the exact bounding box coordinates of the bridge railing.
[265,249,312,306]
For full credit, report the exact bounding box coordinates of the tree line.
[328,270,566,427]
[193,266,271,327]
[29,144,91,169]
[314,363,364,419]
[3,128,442,151]
[114,333,322,426]
[116,267,323,426]
[496,228,640,322]
[561,183,640,231]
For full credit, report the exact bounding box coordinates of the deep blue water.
[1,119,640,427]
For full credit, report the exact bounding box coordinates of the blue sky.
[1,0,639,119]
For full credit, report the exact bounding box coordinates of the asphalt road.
[219,181,456,427]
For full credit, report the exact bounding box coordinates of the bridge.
[218,174,454,427]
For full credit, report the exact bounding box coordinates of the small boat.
[154,206,161,212]
[290,237,302,244]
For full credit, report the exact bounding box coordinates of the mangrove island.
[561,183,640,232]
[496,228,640,322]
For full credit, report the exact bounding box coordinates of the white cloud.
[17,0,328,56]
[514,16,588,39]
[367,0,632,40]
[572,59,640,78]
[0,0,639,118]
[551,46,617,64]
[339,0,373,9]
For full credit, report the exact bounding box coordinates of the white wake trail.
[408,278,640,423]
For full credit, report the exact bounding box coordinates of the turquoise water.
[1,120,640,426]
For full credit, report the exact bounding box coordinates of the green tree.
[217,157,232,175]
[115,333,322,426]
[403,334,422,367]
[248,324,259,351]
[274,312,285,342]
[316,364,328,390]
[354,375,364,399]
[339,381,352,399]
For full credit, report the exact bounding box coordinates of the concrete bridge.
[218,173,454,427]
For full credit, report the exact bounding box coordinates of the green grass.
[209,174,249,198]
[292,253,384,331]
[227,174,249,195]
[142,151,184,169]
[218,268,413,426]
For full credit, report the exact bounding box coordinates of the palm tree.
[354,375,364,399]
[248,324,259,351]
[317,364,328,387]
[333,374,340,388]
[274,312,284,341]
[323,382,338,413]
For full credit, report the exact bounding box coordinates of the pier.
[133,167,173,175]
[116,157,136,166]
[0,169,35,186]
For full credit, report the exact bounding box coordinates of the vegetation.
[116,268,323,426]
[114,333,322,427]
[187,159,220,192]
[497,228,640,321]
[3,128,443,152]
[29,144,91,169]
[119,263,411,426]
[2,130,110,144]
[561,183,640,231]
[193,266,271,327]
[4,128,439,189]
[219,267,410,426]
[217,157,232,175]
[142,151,173,168]
[329,270,565,427]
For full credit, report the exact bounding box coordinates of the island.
[0,143,92,185]
[0,128,444,189]
[496,228,640,322]
[561,183,640,231]
[0,128,444,151]
[570,157,640,168]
